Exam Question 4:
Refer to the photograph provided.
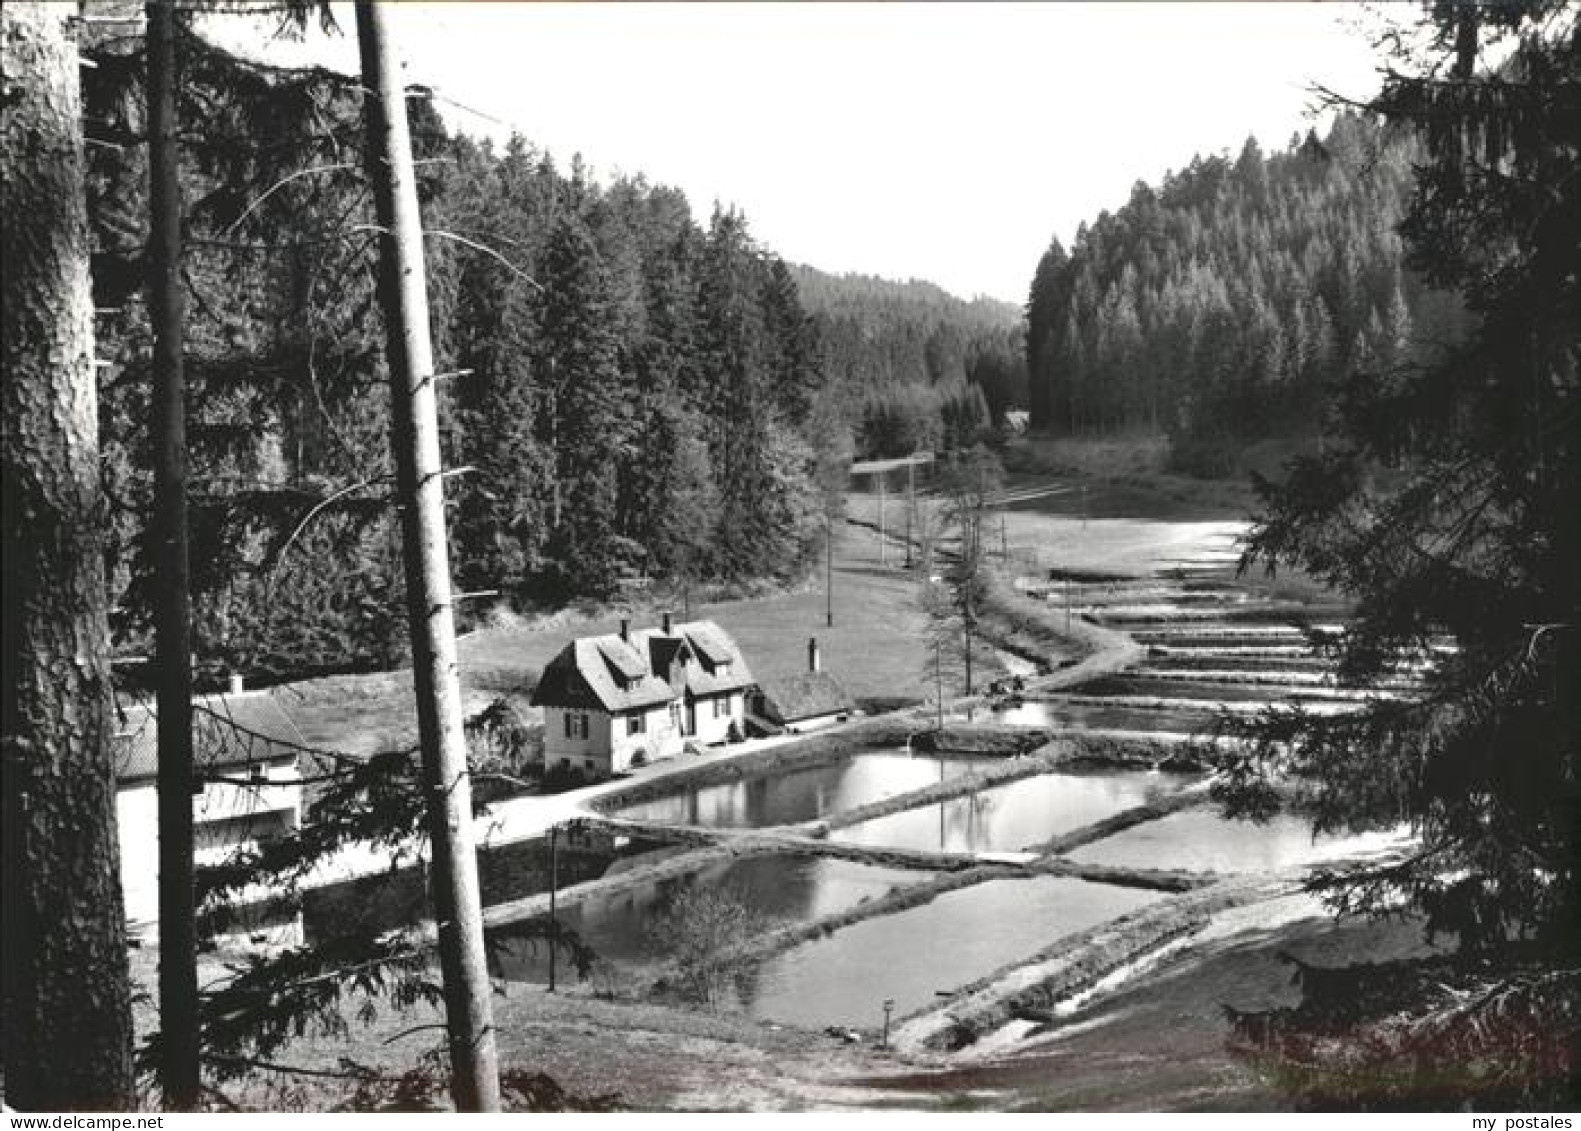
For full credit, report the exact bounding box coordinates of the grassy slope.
[273,440,1281,758]
[272,517,980,758]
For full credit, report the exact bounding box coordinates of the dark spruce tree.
[1221,0,1579,955]
[537,215,636,599]
[698,208,777,577]
[1215,4,1578,1107]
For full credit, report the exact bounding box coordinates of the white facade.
[687,691,744,746]
[117,763,302,940]
[542,701,687,777]
[532,619,755,781]
[541,693,744,777]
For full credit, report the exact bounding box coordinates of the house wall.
[117,782,159,931]
[543,703,684,778]
[117,761,302,937]
[608,703,683,774]
[542,706,614,777]
[690,691,744,746]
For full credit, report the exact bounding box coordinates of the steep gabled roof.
[684,623,733,666]
[114,692,305,785]
[668,620,754,697]
[645,635,691,688]
[598,640,649,684]
[529,619,756,712]
[756,671,854,724]
[530,634,675,713]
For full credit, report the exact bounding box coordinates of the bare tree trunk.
[146,0,199,1109]
[0,3,135,1110]
[354,3,501,1112]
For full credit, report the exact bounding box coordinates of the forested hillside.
[86,29,838,683]
[1025,114,1470,473]
[790,266,1027,458]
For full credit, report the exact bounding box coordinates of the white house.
[530,615,755,779]
[114,685,304,940]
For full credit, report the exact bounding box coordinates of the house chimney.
[662,611,673,635]
[619,617,630,643]
[228,672,244,695]
[808,637,821,673]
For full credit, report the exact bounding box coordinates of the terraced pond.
[489,854,931,979]
[1066,807,1398,874]
[612,748,989,828]
[735,876,1165,1028]
[829,766,1195,854]
[310,520,1407,1044]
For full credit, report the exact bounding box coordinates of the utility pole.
[878,471,886,567]
[935,639,944,733]
[905,457,915,568]
[148,2,198,1108]
[356,4,500,1111]
[825,510,834,627]
[547,824,558,993]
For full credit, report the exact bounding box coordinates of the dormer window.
[716,661,731,677]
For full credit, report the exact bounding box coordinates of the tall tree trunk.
[146,0,199,1109]
[0,3,136,1110]
[354,3,501,1112]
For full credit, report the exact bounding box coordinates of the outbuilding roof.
[114,692,305,785]
[754,671,854,724]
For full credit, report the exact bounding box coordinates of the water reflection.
[831,767,1193,854]
[738,876,1164,1028]
[990,698,1213,732]
[304,834,639,942]
[1067,807,1355,873]
[614,751,986,828]
[489,854,930,982]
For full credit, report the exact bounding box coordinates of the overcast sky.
[219,2,1388,304]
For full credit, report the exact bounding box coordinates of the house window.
[713,697,729,719]
[627,713,646,736]
[249,762,267,782]
[717,661,731,677]
[564,712,589,740]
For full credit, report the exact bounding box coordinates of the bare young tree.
[355,2,500,1112]
[924,445,1003,696]
[1,2,136,1110]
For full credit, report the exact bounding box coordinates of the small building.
[531,615,754,779]
[114,685,305,938]
[748,638,855,735]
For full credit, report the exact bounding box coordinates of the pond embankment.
[888,871,1300,1054]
